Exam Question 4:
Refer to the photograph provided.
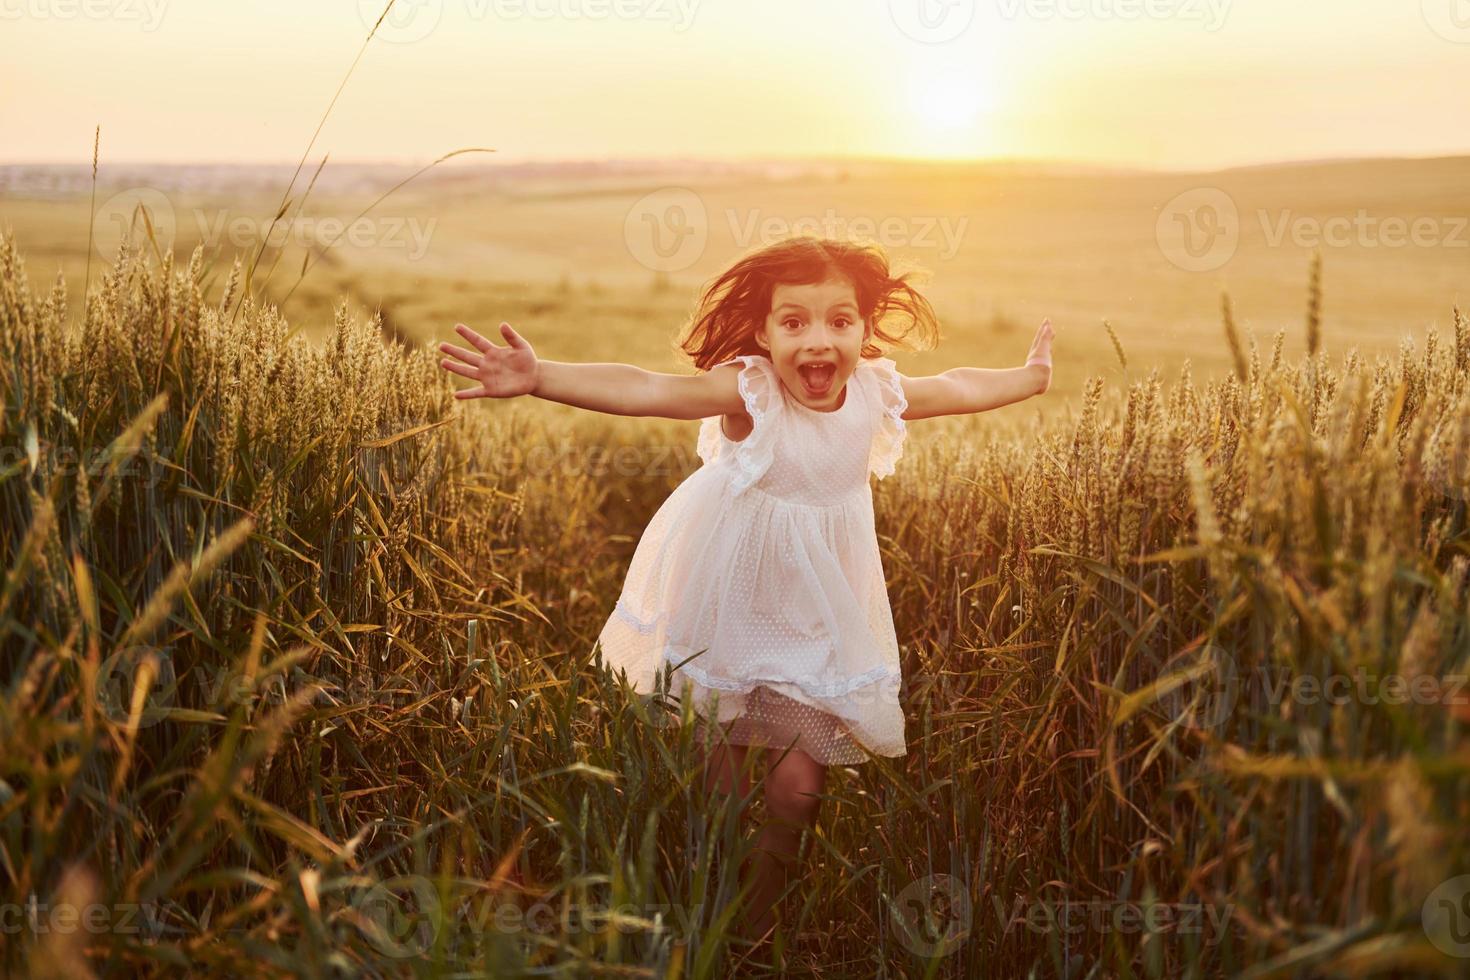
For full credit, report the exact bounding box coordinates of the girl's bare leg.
[741,746,826,943]
[694,723,754,916]
[695,723,752,797]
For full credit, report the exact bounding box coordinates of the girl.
[437,235,1056,947]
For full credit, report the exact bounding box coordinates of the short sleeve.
[695,354,783,494]
[864,357,908,480]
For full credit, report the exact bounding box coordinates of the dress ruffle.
[864,356,908,479]
[611,598,901,700]
[695,354,783,496]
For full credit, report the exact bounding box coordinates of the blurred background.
[2,0,1468,408]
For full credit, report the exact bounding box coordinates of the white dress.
[594,352,909,765]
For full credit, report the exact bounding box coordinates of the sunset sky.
[2,0,1467,171]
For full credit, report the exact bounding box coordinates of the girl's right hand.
[1024,317,1055,394]
[438,322,540,399]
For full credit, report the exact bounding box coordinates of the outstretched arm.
[899,318,1055,421]
[438,321,743,420]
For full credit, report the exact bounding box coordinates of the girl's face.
[755,276,871,412]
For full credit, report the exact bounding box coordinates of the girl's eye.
[779,316,852,329]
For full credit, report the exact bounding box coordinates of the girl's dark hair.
[677,235,942,371]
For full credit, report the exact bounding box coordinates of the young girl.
[437,235,1056,946]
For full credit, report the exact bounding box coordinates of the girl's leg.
[695,721,753,797]
[694,722,755,921]
[741,746,826,942]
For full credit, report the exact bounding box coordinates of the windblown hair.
[677,236,942,371]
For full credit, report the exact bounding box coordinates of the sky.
[2,0,1468,171]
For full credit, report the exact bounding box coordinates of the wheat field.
[1,213,1468,977]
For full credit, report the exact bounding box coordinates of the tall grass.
[2,228,1468,977]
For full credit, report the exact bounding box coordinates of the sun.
[904,60,1002,156]
[908,62,998,131]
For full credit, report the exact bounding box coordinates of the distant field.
[3,156,1467,419]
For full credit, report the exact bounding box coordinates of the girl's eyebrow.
[773,301,859,314]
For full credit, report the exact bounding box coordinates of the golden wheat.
[2,229,1469,976]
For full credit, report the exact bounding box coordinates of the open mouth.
[796,362,836,397]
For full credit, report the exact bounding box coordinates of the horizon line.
[4,149,1469,179]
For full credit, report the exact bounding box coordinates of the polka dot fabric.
[595,353,909,764]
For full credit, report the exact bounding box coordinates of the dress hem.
[612,599,902,699]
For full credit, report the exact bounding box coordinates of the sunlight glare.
[908,62,996,131]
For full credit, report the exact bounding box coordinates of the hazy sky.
[2,0,1467,171]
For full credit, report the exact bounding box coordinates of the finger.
[456,323,499,353]
[500,322,528,349]
[440,359,479,380]
[453,386,488,399]
[439,342,483,365]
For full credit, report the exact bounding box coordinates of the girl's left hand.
[1025,318,1055,394]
